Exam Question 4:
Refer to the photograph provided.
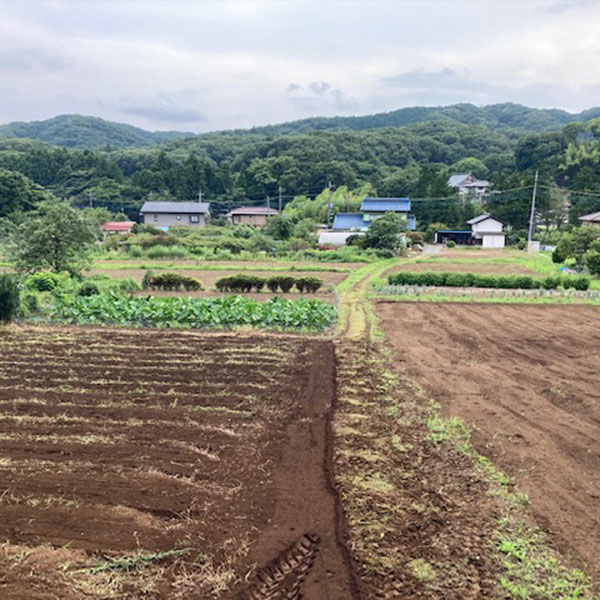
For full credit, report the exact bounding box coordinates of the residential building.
[319,197,415,246]
[101,221,135,235]
[139,201,210,230]
[435,214,506,248]
[578,211,600,226]
[448,173,490,198]
[227,206,279,226]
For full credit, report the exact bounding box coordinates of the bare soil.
[0,327,355,599]
[377,301,600,576]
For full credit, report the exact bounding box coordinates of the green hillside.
[0,115,192,149]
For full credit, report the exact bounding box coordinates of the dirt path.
[377,301,600,576]
[240,341,358,600]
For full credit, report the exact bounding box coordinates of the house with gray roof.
[448,173,490,198]
[139,200,210,230]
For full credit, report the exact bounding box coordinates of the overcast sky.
[0,0,599,132]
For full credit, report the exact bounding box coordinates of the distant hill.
[0,115,192,149]
[240,102,600,136]
[1,103,599,150]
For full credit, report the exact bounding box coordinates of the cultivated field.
[0,327,355,599]
[389,260,538,276]
[377,301,600,576]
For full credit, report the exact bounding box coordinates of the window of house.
[190,215,199,223]
[153,214,158,222]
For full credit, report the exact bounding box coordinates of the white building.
[467,214,506,248]
[448,173,490,198]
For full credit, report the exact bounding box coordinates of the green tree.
[5,199,98,274]
[362,212,406,252]
[263,214,293,240]
[554,225,600,267]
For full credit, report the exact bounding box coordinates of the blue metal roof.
[332,213,368,231]
[361,197,411,212]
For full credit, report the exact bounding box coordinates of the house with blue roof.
[319,197,416,246]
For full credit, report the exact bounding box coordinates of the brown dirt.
[389,261,538,276]
[377,301,600,577]
[0,327,355,600]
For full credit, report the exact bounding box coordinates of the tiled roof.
[140,201,210,214]
[579,211,600,222]
[467,214,505,225]
[360,197,411,212]
[227,206,279,216]
[101,221,135,232]
[332,213,368,231]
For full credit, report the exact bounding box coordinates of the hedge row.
[388,271,590,290]
[215,274,323,294]
[143,271,203,291]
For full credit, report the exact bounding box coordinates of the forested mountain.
[240,103,600,136]
[0,104,599,232]
[1,103,599,150]
[0,115,192,149]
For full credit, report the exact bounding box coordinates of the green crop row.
[388,271,590,290]
[47,294,337,331]
[215,274,323,293]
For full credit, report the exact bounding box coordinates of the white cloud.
[0,0,598,131]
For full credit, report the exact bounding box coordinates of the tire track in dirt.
[238,341,358,600]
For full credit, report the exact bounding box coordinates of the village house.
[578,211,600,227]
[319,197,416,246]
[448,173,490,198]
[139,200,210,230]
[435,214,506,248]
[101,221,135,235]
[227,206,279,226]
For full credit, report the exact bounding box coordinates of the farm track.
[377,301,600,577]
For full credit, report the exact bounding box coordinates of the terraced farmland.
[0,327,355,599]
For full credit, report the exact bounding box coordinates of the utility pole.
[278,185,283,214]
[88,191,94,208]
[325,181,333,229]
[266,195,270,209]
[527,170,539,251]
[197,189,202,203]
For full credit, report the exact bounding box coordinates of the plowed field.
[377,302,600,576]
[0,327,356,599]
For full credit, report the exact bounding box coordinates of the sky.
[0,0,599,133]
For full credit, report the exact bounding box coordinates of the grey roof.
[140,201,210,214]
[463,180,490,187]
[579,211,600,222]
[467,214,505,225]
[448,173,471,187]
[227,206,279,216]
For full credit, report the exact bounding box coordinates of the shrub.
[142,270,154,290]
[552,247,564,264]
[295,276,323,293]
[21,291,40,316]
[584,250,600,276]
[540,275,561,290]
[78,281,100,297]
[266,276,280,293]
[149,272,202,291]
[446,240,456,248]
[0,274,19,322]
[277,276,295,293]
[25,271,61,292]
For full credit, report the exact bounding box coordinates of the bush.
[215,274,265,293]
[387,271,582,290]
[0,274,19,322]
[584,250,600,276]
[25,271,61,292]
[552,247,564,264]
[148,272,203,291]
[266,276,280,293]
[142,270,154,290]
[278,276,295,293]
[295,276,323,293]
[78,281,100,297]
[21,291,40,316]
[446,240,456,248]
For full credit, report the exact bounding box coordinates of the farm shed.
[101,221,135,235]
